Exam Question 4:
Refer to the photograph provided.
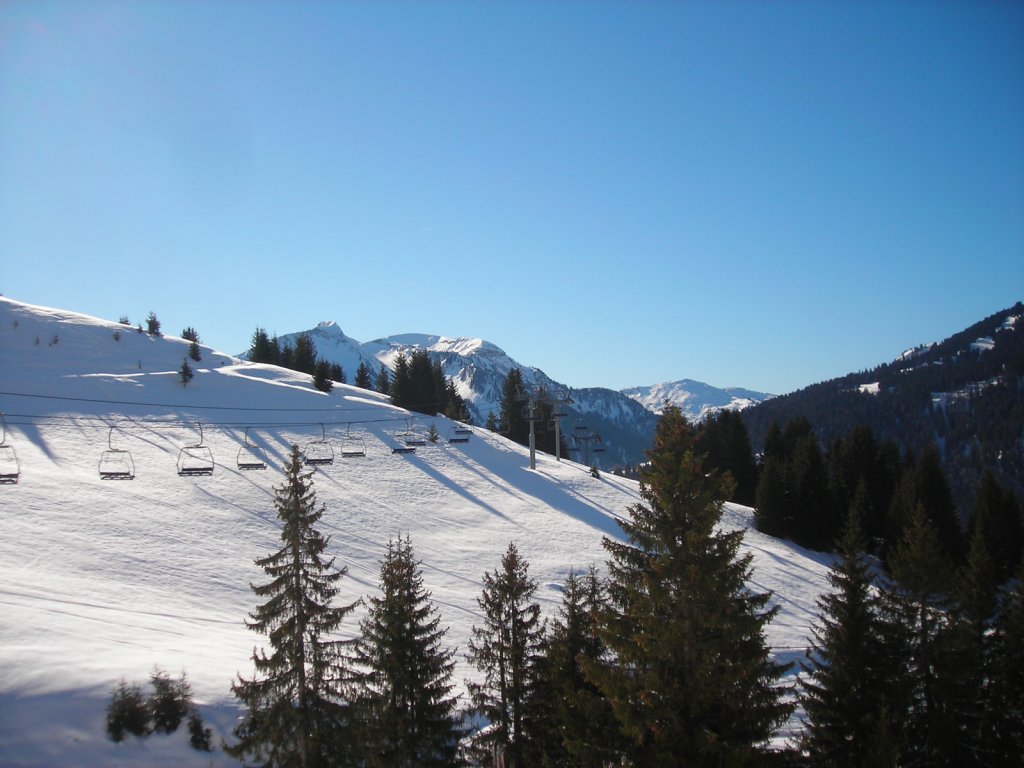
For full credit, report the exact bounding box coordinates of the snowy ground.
[0,297,832,766]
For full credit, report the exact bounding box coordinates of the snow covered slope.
[0,297,829,766]
[622,379,775,422]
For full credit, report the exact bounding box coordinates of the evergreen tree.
[188,339,201,362]
[329,363,345,385]
[149,667,191,734]
[354,361,373,390]
[970,470,1023,583]
[391,354,410,408]
[755,450,789,538]
[106,680,151,742]
[590,405,791,766]
[227,445,359,768]
[466,542,545,768]
[179,358,194,387]
[351,536,462,768]
[280,340,294,370]
[407,350,440,415]
[250,327,275,363]
[528,566,619,768]
[181,326,200,343]
[947,518,1000,765]
[313,360,334,393]
[375,364,391,395]
[292,333,319,376]
[498,368,529,447]
[877,504,961,767]
[146,311,162,336]
[987,559,1024,764]
[694,409,759,506]
[914,444,965,565]
[800,506,892,767]
[784,418,836,550]
[444,379,471,423]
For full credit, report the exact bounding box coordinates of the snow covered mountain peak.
[622,379,775,422]
[314,320,344,335]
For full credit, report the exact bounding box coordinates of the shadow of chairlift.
[0,413,21,485]
[236,427,267,471]
[177,422,215,477]
[98,426,135,480]
[303,423,335,466]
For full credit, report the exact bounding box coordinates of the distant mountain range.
[256,301,1023,515]
[254,324,774,468]
[740,302,1024,515]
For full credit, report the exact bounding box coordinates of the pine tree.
[146,311,162,336]
[987,559,1024,764]
[227,445,360,768]
[694,409,759,506]
[591,405,790,766]
[391,353,410,408]
[755,421,789,537]
[498,368,529,447]
[947,518,1000,765]
[250,327,274,363]
[801,507,891,767]
[530,566,619,768]
[149,667,191,734]
[179,358,194,387]
[877,504,960,767]
[354,361,373,390]
[466,542,545,768]
[970,470,1023,583]
[407,350,439,415]
[106,679,151,742]
[351,536,462,768]
[292,333,318,376]
[181,326,199,343]
[375,364,391,395]
[313,360,334,393]
[188,339,201,362]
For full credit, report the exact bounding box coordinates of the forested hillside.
[741,303,1024,516]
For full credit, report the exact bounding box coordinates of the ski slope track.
[0,297,832,766]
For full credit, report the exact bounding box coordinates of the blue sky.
[2,1,1021,395]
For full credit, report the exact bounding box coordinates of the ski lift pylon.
[99,426,135,480]
[236,427,267,471]
[0,413,21,485]
[177,422,215,476]
[304,423,335,466]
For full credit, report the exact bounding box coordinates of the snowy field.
[0,297,832,766]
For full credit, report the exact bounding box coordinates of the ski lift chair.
[340,425,366,458]
[236,427,267,471]
[403,418,427,447]
[391,428,416,455]
[303,424,335,466]
[448,425,471,444]
[98,427,135,480]
[0,413,20,485]
[177,423,215,476]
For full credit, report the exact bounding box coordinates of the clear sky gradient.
[2,1,1021,395]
